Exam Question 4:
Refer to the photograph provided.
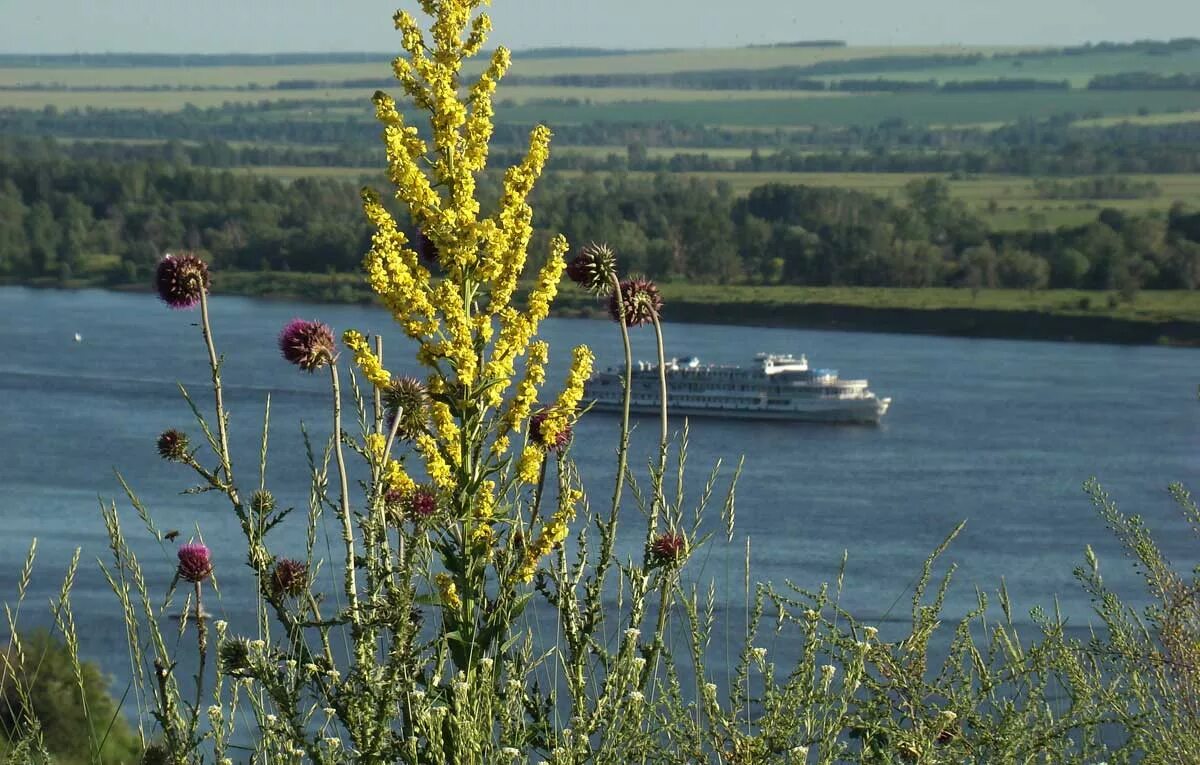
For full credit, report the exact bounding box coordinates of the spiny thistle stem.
[192,580,207,732]
[198,289,236,502]
[329,363,360,628]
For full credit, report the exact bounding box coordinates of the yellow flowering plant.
[340,0,601,675]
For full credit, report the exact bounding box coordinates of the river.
[1,285,1197,695]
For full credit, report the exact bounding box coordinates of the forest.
[2,145,1198,292]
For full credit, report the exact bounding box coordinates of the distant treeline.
[0,75,1073,94]
[5,107,1200,175]
[9,130,1198,178]
[1088,72,1200,90]
[2,145,1199,292]
[995,37,1200,59]
[1030,176,1161,200]
[746,40,847,49]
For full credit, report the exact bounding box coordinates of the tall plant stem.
[609,277,634,525]
[330,363,360,627]
[192,581,207,724]
[198,289,237,503]
[646,314,669,543]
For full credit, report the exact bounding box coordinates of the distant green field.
[813,48,1200,88]
[0,45,1036,88]
[0,83,862,111]
[1072,110,1200,128]
[497,90,1200,128]
[641,285,1200,323]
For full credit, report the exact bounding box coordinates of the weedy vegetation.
[2,2,1198,763]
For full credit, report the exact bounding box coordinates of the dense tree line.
[4,107,1200,175]
[1,148,1197,291]
[1088,72,1200,90]
[1031,176,1161,200]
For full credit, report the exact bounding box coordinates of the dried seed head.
[609,276,663,328]
[156,429,190,462]
[154,253,210,309]
[270,558,309,598]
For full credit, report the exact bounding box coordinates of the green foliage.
[0,630,141,765]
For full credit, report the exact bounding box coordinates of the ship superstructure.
[584,353,891,423]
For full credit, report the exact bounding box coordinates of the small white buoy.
[73,333,82,343]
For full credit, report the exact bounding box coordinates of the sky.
[2,0,1198,54]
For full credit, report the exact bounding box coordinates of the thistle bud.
[250,489,276,515]
[382,376,430,440]
[218,638,253,677]
[154,253,210,309]
[279,319,337,372]
[566,242,618,295]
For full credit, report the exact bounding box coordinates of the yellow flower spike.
[516,446,544,485]
[416,434,455,491]
[435,573,462,610]
[382,460,415,496]
[343,330,392,389]
[470,525,495,561]
[514,490,581,583]
[491,340,548,446]
[474,480,497,520]
[540,345,594,441]
[462,13,492,59]
[365,433,388,462]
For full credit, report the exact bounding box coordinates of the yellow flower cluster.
[515,446,543,486]
[416,433,455,492]
[491,340,549,451]
[343,331,391,389]
[535,346,595,449]
[434,573,461,610]
[365,433,415,496]
[514,489,582,583]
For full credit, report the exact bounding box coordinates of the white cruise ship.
[584,353,891,424]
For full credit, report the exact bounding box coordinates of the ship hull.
[587,397,890,424]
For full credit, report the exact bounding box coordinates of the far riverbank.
[5,273,1199,347]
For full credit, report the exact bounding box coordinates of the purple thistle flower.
[609,276,663,328]
[177,543,213,583]
[650,532,686,565]
[155,253,210,309]
[406,485,439,520]
[278,319,336,372]
[529,411,572,453]
[269,558,308,598]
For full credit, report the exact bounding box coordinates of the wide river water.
[1,285,1198,693]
